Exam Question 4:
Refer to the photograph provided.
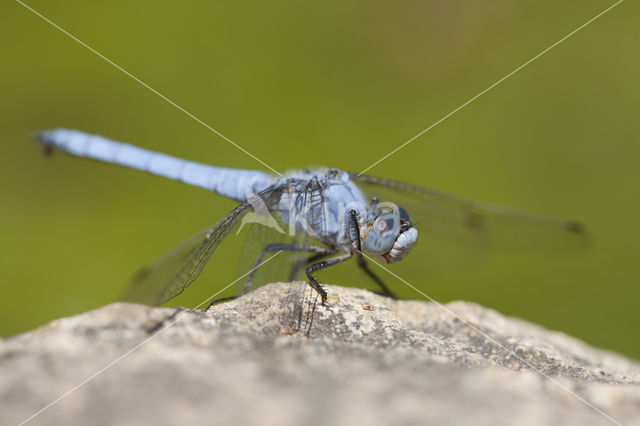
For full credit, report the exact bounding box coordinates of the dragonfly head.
[362,204,418,264]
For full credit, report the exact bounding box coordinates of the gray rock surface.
[1,282,638,426]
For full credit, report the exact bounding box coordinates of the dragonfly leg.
[242,244,335,295]
[205,296,239,308]
[348,210,397,299]
[288,252,334,281]
[355,257,398,299]
[206,243,334,309]
[306,252,353,305]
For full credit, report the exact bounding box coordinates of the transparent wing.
[121,185,284,305]
[236,218,328,293]
[236,179,335,294]
[350,173,589,253]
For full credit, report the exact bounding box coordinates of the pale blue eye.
[364,212,400,254]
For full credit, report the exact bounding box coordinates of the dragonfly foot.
[371,289,398,300]
[205,296,238,310]
[145,308,183,334]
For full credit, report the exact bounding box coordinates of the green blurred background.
[1,1,638,358]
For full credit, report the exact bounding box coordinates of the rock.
[1,282,638,426]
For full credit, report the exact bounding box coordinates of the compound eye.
[398,205,412,225]
[363,212,400,255]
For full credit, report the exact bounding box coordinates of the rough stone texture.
[1,282,638,426]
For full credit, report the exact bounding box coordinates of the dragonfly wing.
[350,174,589,253]
[122,186,284,305]
[236,183,333,293]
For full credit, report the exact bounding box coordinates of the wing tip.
[566,220,586,235]
[565,220,592,249]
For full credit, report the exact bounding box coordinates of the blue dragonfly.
[37,129,588,306]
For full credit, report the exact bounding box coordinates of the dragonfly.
[37,129,588,306]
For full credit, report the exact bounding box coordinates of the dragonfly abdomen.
[37,129,275,201]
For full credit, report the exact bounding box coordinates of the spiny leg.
[206,243,334,309]
[355,256,397,299]
[288,252,333,281]
[306,252,353,305]
[348,209,397,299]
